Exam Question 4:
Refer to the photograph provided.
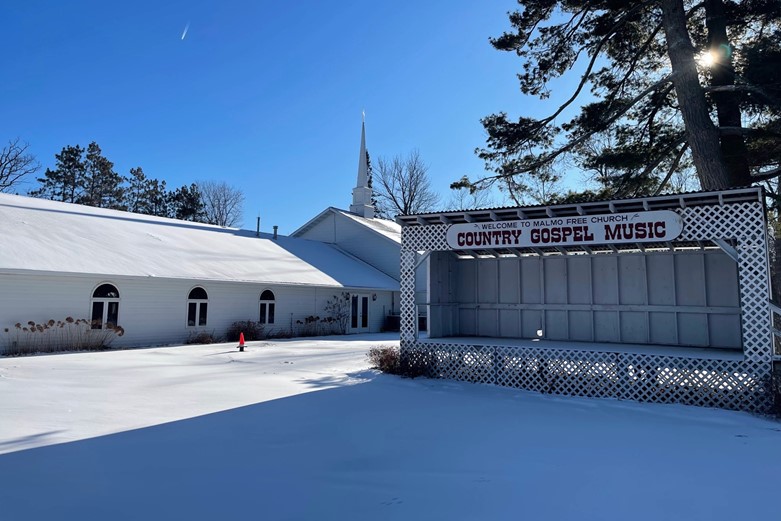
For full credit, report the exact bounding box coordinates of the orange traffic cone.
[238,332,245,352]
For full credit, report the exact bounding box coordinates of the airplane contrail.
[181,22,190,40]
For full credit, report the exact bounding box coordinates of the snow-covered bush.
[1,317,124,356]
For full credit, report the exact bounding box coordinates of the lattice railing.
[403,342,771,412]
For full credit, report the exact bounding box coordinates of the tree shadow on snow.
[0,372,779,521]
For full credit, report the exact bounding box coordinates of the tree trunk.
[661,0,730,190]
[705,0,751,187]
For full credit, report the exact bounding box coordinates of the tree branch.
[653,143,689,195]
[704,83,781,107]
[719,126,781,138]
[751,166,781,183]
[530,0,656,132]
[480,73,676,186]
[614,18,665,99]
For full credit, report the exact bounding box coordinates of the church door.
[350,294,370,333]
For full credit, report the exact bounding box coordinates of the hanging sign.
[445,210,683,250]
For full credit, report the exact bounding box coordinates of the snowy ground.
[1,334,779,521]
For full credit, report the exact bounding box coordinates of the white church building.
[0,122,411,351]
[291,120,428,320]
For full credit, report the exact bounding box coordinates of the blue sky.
[1,0,547,232]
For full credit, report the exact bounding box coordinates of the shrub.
[399,349,433,379]
[185,331,217,344]
[367,345,401,375]
[1,317,124,356]
[226,321,264,342]
[368,346,432,378]
[771,367,781,417]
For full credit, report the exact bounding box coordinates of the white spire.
[350,115,375,218]
[356,120,368,188]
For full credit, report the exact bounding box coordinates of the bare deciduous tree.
[0,139,40,193]
[374,150,439,216]
[198,180,245,227]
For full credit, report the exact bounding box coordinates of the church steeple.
[349,113,375,218]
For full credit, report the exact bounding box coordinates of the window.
[259,290,275,324]
[187,287,208,326]
[91,283,120,330]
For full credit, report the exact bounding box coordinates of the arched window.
[91,283,120,330]
[187,287,208,326]
[259,290,275,325]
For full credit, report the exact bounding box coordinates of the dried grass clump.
[1,318,124,356]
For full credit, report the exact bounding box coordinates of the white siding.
[296,211,402,281]
[295,213,337,243]
[0,272,394,351]
[331,217,400,279]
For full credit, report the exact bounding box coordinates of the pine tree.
[148,179,169,217]
[471,0,781,200]
[125,167,151,214]
[80,142,124,209]
[30,145,86,202]
[124,167,171,217]
[169,183,205,222]
[366,149,385,218]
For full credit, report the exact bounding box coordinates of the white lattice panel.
[403,343,770,412]
[399,198,774,412]
[400,249,417,344]
[678,204,771,365]
[401,224,448,251]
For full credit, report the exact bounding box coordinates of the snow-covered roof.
[334,208,401,243]
[292,207,401,244]
[0,194,398,290]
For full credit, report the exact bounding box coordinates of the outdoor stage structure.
[397,187,779,413]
